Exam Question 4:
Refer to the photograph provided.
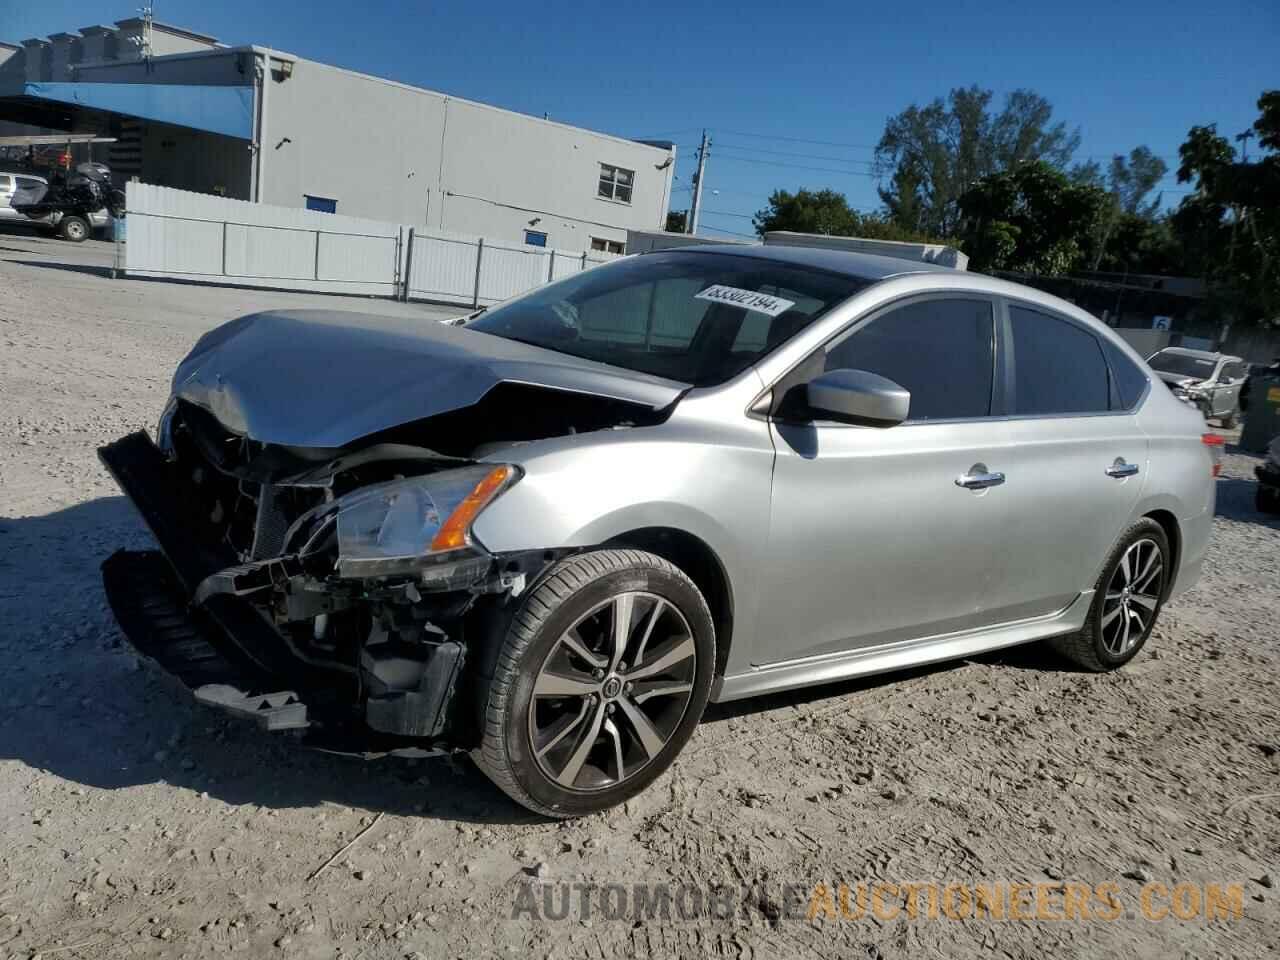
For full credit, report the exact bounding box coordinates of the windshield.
[466,250,870,386]
[1147,351,1217,378]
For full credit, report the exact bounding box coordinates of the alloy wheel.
[527,592,697,792]
[1100,538,1165,656]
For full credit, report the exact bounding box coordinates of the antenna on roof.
[139,3,154,67]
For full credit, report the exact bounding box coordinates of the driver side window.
[824,298,996,421]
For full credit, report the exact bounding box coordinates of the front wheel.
[58,216,89,242]
[1051,518,1170,671]
[476,549,714,817]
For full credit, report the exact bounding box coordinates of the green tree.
[1170,91,1280,326]
[1082,146,1170,269]
[875,86,1080,236]
[957,160,1110,275]
[752,188,862,236]
[752,187,934,242]
[664,210,687,233]
[1109,146,1169,217]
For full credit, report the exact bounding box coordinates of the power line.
[699,224,757,240]
[713,142,877,168]
[715,127,879,151]
[710,153,881,178]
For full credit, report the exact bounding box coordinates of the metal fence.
[124,182,618,307]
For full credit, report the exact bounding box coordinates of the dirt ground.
[1,225,1277,959]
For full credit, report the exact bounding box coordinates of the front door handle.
[1106,458,1140,478]
[955,464,1006,490]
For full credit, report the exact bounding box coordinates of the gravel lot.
[2,227,1278,959]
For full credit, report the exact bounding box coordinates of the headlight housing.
[332,464,518,579]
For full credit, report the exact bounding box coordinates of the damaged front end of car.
[98,401,572,756]
[97,308,687,756]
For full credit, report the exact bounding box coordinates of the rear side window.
[1009,306,1110,416]
[825,298,995,421]
[1101,339,1150,410]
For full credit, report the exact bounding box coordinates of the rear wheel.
[1051,518,1170,671]
[476,549,714,817]
[58,216,89,242]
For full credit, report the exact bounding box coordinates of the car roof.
[0,170,47,180]
[658,243,955,280]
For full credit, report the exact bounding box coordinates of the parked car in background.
[0,171,49,221]
[98,246,1218,817]
[2,169,112,241]
[1146,347,1247,427]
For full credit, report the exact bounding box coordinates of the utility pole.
[687,129,710,235]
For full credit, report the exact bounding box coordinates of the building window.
[597,164,634,203]
[305,194,337,214]
[590,237,625,255]
[524,229,548,247]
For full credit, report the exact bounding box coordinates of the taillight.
[1202,433,1225,476]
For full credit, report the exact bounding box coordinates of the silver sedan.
[99,245,1217,817]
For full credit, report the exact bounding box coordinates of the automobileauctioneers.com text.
[512,879,1247,924]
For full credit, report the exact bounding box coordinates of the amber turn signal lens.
[429,465,514,552]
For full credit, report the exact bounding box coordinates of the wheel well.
[1143,509,1181,599]
[606,527,735,678]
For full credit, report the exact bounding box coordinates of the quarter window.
[824,298,995,421]
[1101,338,1150,410]
[597,164,634,203]
[1009,306,1110,416]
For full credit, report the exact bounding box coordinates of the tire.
[475,549,715,818]
[58,216,89,243]
[1050,518,1171,671]
[1220,410,1237,429]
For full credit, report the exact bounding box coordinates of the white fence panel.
[124,183,628,306]
[224,223,314,281]
[550,251,584,281]
[319,232,401,285]
[126,182,402,296]
[478,242,552,304]
[406,232,481,305]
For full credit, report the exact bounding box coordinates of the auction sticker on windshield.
[695,285,796,317]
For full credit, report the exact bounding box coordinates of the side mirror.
[805,368,910,427]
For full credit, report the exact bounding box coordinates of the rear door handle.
[956,465,1006,490]
[1106,458,1140,478]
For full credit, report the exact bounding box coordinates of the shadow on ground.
[1216,476,1280,526]
[2,258,114,279]
[0,497,541,825]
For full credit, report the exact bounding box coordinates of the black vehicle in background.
[10,162,125,243]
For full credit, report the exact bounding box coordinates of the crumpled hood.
[1154,371,1203,389]
[172,310,687,448]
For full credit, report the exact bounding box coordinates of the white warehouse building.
[0,18,676,252]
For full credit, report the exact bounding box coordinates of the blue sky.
[9,1,1277,239]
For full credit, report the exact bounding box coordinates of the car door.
[0,175,14,220]
[1210,361,1245,417]
[756,295,1017,665]
[981,302,1148,624]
